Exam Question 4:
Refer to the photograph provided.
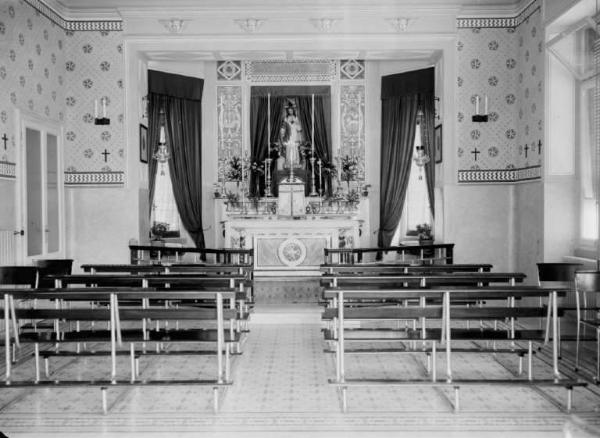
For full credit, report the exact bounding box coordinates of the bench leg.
[518,354,523,376]
[426,352,431,375]
[432,341,437,382]
[12,343,16,364]
[101,387,108,415]
[341,387,347,413]
[566,387,573,413]
[135,357,140,378]
[130,343,136,383]
[528,341,533,380]
[453,386,460,412]
[213,387,219,414]
[225,348,231,382]
[34,344,40,383]
[44,357,50,378]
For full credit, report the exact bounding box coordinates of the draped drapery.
[148,70,205,249]
[378,67,435,248]
[147,93,162,213]
[378,95,420,247]
[419,94,436,217]
[249,95,285,197]
[296,95,332,197]
[249,86,331,197]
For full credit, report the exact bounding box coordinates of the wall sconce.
[94,97,110,125]
[472,94,488,123]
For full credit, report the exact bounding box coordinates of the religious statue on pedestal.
[277,104,304,169]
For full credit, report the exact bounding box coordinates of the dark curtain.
[148,70,205,249]
[296,95,332,196]
[147,93,161,213]
[249,95,285,197]
[378,67,434,248]
[378,95,419,247]
[419,94,436,217]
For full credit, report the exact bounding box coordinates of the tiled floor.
[0,305,599,437]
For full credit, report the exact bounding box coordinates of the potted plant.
[150,221,168,246]
[361,183,371,197]
[416,223,433,244]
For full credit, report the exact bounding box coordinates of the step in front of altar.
[253,278,321,304]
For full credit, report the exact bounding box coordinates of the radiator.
[0,230,16,266]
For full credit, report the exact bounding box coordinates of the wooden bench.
[2,287,238,413]
[324,244,455,265]
[322,285,585,412]
[129,245,254,266]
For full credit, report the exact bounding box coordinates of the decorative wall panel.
[456,0,542,183]
[23,0,122,31]
[217,85,243,179]
[217,61,242,81]
[63,29,125,185]
[0,0,66,175]
[244,60,337,83]
[340,84,365,181]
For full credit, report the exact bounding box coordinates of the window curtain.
[378,68,435,248]
[419,94,436,217]
[148,70,205,249]
[249,86,331,197]
[147,93,162,213]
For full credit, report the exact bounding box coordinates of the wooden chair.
[34,259,73,288]
[574,270,600,382]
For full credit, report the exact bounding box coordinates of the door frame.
[14,108,65,264]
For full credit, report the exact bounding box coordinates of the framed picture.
[139,124,148,163]
[434,124,442,164]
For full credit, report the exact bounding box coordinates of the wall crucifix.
[102,149,110,162]
[471,147,480,161]
[1,133,7,150]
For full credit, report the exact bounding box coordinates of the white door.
[16,113,64,263]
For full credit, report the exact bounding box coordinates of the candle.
[102,97,107,118]
[159,126,165,143]
[267,93,271,154]
[94,99,98,119]
[264,159,268,188]
[311,93,315,157]
[318,159,322,189]
[484,95,488,115]
[475,95,480,115]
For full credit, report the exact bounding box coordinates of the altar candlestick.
[318,158,322,189]
[311,93,315,157]
[475,95,480,115]
[102,97,107,118]
[94,99,98,119]
[159,126,165,143]
[484,95,488,114]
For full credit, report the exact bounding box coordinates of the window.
[390,121,432,245]
[150,123,181,238]
[579,78,597,242]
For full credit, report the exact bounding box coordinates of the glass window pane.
[26,128,42,257]
[46,133,59,253]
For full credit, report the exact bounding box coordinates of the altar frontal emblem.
[278,238,307,267]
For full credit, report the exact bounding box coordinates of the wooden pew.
[129,245,254,266]
[1,287,238,413]
[324,244,455,265]
[320,263,493,275]
[322,285,586,413]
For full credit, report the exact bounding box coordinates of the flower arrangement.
[345,189,361,204]
[250,161,264,175]
[322,162,337,179]
[224,190,240,207]
[225,156,243,181]
[151,221,169,239]
[340,155,359,183]
[416,223,433,240]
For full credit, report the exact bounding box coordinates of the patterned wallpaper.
[0,0,66,178]
[0,0,125,186]
[456,0,543,183]
[63,30,125,185]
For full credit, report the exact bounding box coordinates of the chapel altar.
[215,81,368,275]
